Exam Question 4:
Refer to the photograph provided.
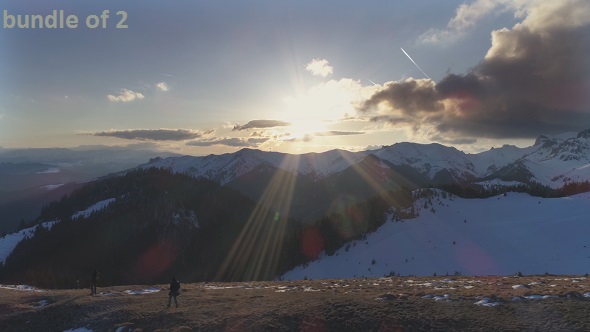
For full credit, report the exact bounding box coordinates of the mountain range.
[144,129,590,188]
[0,129,588,287]
[139,129,590,222]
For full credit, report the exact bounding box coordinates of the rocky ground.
[1,275,590,331]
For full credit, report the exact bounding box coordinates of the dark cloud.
[360,1,590,140]
[186,137,268,147]
[428,134,477,145]
[232,120,290,131]
[93,129,204,141]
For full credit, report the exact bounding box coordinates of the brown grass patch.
[1,275,590,331]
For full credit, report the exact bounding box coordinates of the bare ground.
[1,275,590,331]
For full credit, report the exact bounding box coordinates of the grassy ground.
[1,275,590,331]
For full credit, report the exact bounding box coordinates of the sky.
[1,0,589,155]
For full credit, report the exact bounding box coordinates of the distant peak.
[534,135,552,146]
[577,129,590,139]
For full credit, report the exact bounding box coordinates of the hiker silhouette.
[167,276,180,308]
[91,269,99,295]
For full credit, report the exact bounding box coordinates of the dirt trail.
[1,275,590,331]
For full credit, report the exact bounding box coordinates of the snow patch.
[42,184,64,190]
[36,167,60,174]
[34,300,49,308]
[476,180,523,189]
[0,284,44,292]
[475,297,501,307]
[124,288,160,295]
[0,221,57,265]
[72,198,116,219]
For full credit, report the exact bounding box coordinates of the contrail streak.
[400,47,430,79]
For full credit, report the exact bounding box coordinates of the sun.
[281,95,332,136]
[279,78,373,139]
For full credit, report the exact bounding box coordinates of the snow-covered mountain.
[142,129,590,188]
[281,190,590,279]
[142,148,364,184]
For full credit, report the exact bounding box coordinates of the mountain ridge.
[141,129,590,189]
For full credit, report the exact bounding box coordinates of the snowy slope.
[0,221,57,264]
[281,190,590,279]
[470,144,535,174]
[0,198,116,265]
[522,131,590,187]
[374,143,478,180]
[71,198,116,219]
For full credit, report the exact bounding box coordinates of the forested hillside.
[0,168,405,288]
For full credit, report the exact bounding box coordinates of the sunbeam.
[215,154,302,281]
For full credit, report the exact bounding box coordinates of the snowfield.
[282,191,590,280]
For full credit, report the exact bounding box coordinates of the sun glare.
[280,79,376,140]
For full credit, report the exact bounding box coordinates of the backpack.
[170,280,181,296]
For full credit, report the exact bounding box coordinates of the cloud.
[92,129,205,141]
[72,142,164,151]
[247,137,270,145]
[232,120,290,131]
[361,0,590,140]
[419,0,506,44]
[418,28,462,45]
[315,131,365,136]
[285,134,313,143]
[283,130,365,143]
[449,0,504,30]
[107,89,145,102]
[156,82,169,92]
[429,134,477,145]
[187,137,268,147]
[365,144,384,151]
[305,58,334,77]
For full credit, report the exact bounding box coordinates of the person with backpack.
[90,269,99,295]
[167,276,180,308]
